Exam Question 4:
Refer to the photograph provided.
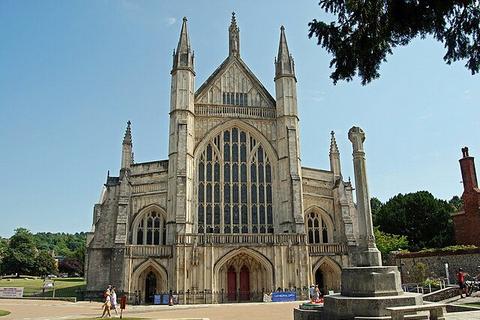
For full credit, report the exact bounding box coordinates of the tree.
[448,195,463,211]
[308,0,480,84]
[59,258,82,276]
[374,227,409,254]
[375,191,454,251]
[35,250,57,276]
[2,228,37,276]
[370,197,383,225]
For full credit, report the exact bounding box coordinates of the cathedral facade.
[85,15,363,303]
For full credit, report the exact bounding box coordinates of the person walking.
[457,268,468,298]
[111,286,119,315]
[101,291,112,318]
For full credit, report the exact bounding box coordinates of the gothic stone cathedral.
[85,15,364,303]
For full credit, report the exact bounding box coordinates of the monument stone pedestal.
[293,127,424,320]
[323,266,422,319]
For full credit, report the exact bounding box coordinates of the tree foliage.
[2,228,38,276]
[308,0,480,84]
[375,191,454,251]
[370,197,383,225]
[0,229,85,276]
[448,195,463,211]
[35,250,58,276]
[374,227,409,254]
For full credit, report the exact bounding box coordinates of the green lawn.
[0,310,11,317]
[464,302,480,308]
[0,277,85,298]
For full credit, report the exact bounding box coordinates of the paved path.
[0,299,300,320]
[0,299,479,319]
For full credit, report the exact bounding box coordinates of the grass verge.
[0,277,85,298]
[0,310,11,317]
[463,302,480,308]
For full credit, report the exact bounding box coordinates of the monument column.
[348,127,381,267]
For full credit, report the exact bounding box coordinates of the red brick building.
[452,147,480,246]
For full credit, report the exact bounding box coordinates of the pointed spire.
[229,12,240,57]
[121,121,133,170]
[275,25,295,79]
[330,131,339,155]
[172,17,194,72]
[329,131,342,178]
[123,120,132,145]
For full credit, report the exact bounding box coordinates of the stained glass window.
[197,127,273,233]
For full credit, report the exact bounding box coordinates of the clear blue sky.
[0,1,478,237]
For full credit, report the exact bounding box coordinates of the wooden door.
[227,266,236,301]
[239,265,250,301]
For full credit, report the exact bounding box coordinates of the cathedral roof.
[194,13,275,107]
[194,55,276,107]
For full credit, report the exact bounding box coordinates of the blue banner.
[271,292,296,302]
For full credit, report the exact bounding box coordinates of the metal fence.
[131,287,310,305]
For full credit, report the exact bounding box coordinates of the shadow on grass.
[36,284,86,298]
[54,278,85,283]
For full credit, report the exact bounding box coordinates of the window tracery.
[307,212,330,244]
[133,210,167,245]
[197,127,273,234]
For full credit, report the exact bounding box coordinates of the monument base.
[341,266,403,297]
[323,292,422,319]
[294,266,424,320]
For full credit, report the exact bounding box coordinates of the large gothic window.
[133,210,167,245]
[197,127,273,234]
[307,212,330,244]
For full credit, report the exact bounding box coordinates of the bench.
[387,303,447,320]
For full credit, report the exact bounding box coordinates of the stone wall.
[391,249,480,284]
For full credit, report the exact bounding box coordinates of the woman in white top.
[111,287,118,315]
[101,292,111,318]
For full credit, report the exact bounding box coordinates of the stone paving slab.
[0,298,479,320]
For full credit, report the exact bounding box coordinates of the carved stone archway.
[214,248,274,301]
[312,256,342,294]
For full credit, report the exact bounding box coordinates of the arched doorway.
[312,257,341,294]
[145,271,157,303]
[131,260,168,304]
[314,269,324,295]
[215,248,273,302]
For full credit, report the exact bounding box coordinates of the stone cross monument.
[320,126,422,320]
[348,127,382,267]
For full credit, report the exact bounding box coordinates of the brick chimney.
[460,147,478,192]
[453,147,480,246]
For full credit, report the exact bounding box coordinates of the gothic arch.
[312,256,341,293]
[130,204,167,245]
[194,121,277,234]
[304,205,334,243]
[213,247,274,291]
[193,119,278,163]
[131,258,168,295]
